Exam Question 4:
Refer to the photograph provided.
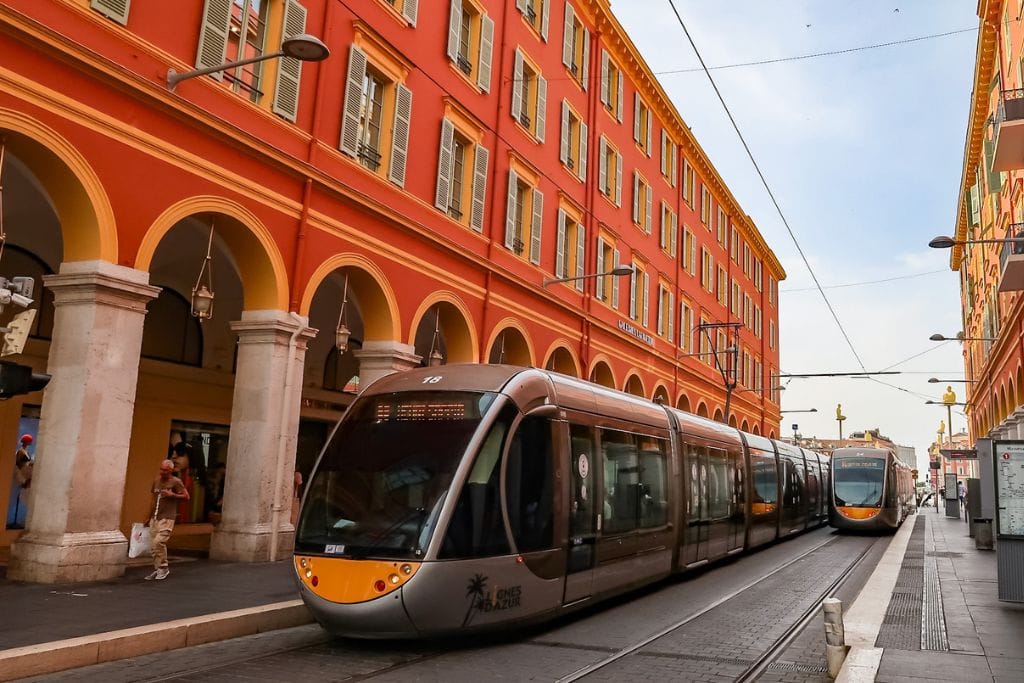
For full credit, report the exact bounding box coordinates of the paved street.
[23,527,888,682]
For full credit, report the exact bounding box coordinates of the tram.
[294,365,829,638]
[828,447,914,532]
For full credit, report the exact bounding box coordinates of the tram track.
[555,532,873,683]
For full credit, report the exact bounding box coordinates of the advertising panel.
[994,442,1024,539]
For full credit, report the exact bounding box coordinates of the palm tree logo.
[462,573,488,627]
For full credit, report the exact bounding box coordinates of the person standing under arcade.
[144,459,189,581]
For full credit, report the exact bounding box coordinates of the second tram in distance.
[829,447,915,531]
[294,365,830,638]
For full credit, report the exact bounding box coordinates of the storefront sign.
[617,320,655,347]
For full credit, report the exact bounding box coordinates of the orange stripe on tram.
[295,556,422,604]
[837,506,881,520]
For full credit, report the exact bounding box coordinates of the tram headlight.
[388,573,400,585]
[305,569,312,579]
[400,564,412,575]
[300,558,308,569]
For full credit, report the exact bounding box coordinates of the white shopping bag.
[128,522,151,559]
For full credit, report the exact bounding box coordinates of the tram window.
[505,416,555,553]
[707,449,730,519]
[751,450,777,506]
[439,404,516,558]
[600,430,640,534]
[638,438,668,527]
[833,457,884,507]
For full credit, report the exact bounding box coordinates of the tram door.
[564,425,597,603]
[683,445,708,565]
[729,448,745,551]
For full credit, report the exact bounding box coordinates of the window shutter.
[671,222,678,256]
[614,152,622,206]
[645,183,652,233]
[271,0,307,123]
[195,0,232,75]
[435,118,455,210]
[600,50,610,105]
[659,206,667,248]
[581,29,590,91]
[633,94,641,143]
[559,101,570,164]
[598,137,608,194]
[535,75,547,142]
[657,287,665,336]
[530,188,544,264]
[612,250,620,309]
[511,50,524,121]
[646,113,652,156]
[339,45,367,156]
[575,223,586,290]
[388,84,413,187]
[616,72,623,121]
[642,271,650,326]
[562,3,575,67]
[516,0,528,12]
[632,172,640,223]
[90,0,130,25]
[478,15,495,92]
[555,209,567,277]
[470,144,489,233]
[578,121,588,181]
[447,0,462,62]
[629,267,637,319]
[401,0,418,24]
[506,170,518,249]
[596,237,605,299]
[671,144,677,186]
[660,130,667,175]
[541,0,551,40]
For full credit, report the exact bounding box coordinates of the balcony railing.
[992,89,1024,172]
[456,55,472,75]
[512,238,526,256]
[998,223,1024,292]
[357,143,382,171]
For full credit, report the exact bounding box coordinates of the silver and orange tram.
[828,447,914,532]
[294,365,829,638]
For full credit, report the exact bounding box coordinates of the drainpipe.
[269,311,306,562]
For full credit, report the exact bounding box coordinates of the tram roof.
[360,363,527,396]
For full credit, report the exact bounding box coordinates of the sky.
[614,0,977,474]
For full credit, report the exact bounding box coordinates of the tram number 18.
[422,376,443,384]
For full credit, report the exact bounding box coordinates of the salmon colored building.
[0,0,783,582]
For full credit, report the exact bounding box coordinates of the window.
[661,130,678,186]
[743,293,751,328]
[701,247,713,292]
[682,226,696,275]
[754,259,762,291]
[505,415,555,553]
[194,0,310,121]
[598,137,622,206]
[377,0,418,25]
[632,172,652,233]
[730,225,739,262]
[699,315,711,364]
[660,203,677,255]
[700,185,711,227]
[657,283,674,339]
[754,305,762,338]
[518,0,551,40]
[556,207,586,290]
[742,243,751,277]
[633,94,652,155]
[340,45,413,187]
[717,266,728,307]
[731,279,741,317]
[596,236,619,307]
[717,207,727,246]
[629,262,649,326]
[559,101,588,180]
[768,276,777,305]
[769,320,776,350]
[600,430,668,533]
[561,2,590,88]
[447,0,495,91]
[505,168,543,264]
[679,301,693,352]
[435,116,489,232]
[599,50,624,121]
[512,48,547,141]
[682,158,695,207]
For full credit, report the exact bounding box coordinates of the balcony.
[998,223,1024,292]
[992,89,1024,172]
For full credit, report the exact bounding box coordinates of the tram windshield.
[295,391,499,559]
[833,457,885,507]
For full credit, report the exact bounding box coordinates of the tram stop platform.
[838,510,1024,682]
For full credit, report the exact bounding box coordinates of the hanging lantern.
[191,221,216,321]
[335,274,350,353]
[427,305,444,367]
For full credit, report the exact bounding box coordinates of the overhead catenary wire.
[781,269,948,293]
[663,0,867,371]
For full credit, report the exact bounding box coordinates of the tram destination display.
[995,442,1024,538]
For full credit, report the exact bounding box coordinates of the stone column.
[210,310,315,562]
[9,261,159,583]
[352,340,421,390]
[1014,410,1024,440]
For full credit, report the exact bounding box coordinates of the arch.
[409,292,478,364]
[486,319,535,366]
[623,372,645,397]
[675,392,691,413]
[713,408,724,423]
[695,402,709,418]
[728,414,738,428]
[588,355,616,389]
[136,196,289,311]
[1,109,117,261]
[299,253,401,341]
[1017,365,1024,408]
[651,383,670,405]
[543,342,580,377]
[1009,378,1017,419]
[740,419,749,433]
[769,430,777,439]
[752,424,761,436]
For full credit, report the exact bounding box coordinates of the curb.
[0,600,313,681]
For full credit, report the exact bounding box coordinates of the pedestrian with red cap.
[15,434,33,489]
[143,459,189,581]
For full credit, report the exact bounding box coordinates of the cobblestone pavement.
[24,526,890,682]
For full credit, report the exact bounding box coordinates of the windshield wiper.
[351,507,428,558]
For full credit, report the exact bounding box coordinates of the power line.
[664,0,867,371]
[879,341,951,372]
[781,269,947,293]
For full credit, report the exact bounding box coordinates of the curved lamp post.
[167,34,330,90]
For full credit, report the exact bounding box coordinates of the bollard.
[822,597,848,678]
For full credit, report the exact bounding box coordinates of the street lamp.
[167,34,330,90]
[780,408,818,413]
[191,221,216,321]
[928,234,1024,249]
[929,332,997,342]
[543,264,634,287]
[927,377,975,384]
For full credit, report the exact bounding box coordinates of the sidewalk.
[0,557,312,680]
[840,510,1024,682]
